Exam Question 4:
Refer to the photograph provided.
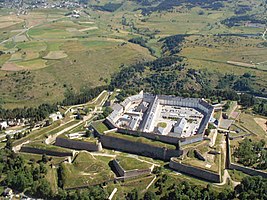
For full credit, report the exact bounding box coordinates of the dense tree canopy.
[234,138,266,170]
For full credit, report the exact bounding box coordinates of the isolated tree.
[5,135,12,150]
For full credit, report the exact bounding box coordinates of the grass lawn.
[106,175,155,199]
[237,113,266,138]
[225,101,237,116]
[157,122,167,128]
[116,156,151,171]
[92,121,109,133]
[213,110,221,120]
[68,121,86,134]
[46,167,58,193]
[13,121,61,146]
[44,120,79,137]
[181,157,219,174]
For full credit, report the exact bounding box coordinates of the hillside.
[0,0,266,108]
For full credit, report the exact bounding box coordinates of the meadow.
[0,0,266,108]
[0,8,153,108]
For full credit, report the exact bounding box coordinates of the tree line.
[125,172,267,200]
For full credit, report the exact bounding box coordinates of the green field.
[0,8,153,108]
[116,156,151,171]
[92,121,109,133]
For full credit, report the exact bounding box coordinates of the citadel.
[106,91,214,145]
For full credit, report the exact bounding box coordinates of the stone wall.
[112,159,125,177]
[229,163,267,178]
[112,159,151,180]
[169,158,221,183]
[55,137,102,152]
[179,134,203,146]
[104,120,204,147]
[229,133,252,140]
[20,146,73,157]
[117,127,180,145]
[99,134,182,161]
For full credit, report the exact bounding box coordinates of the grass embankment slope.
[60,151,114,189]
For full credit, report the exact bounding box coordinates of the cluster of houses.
[1,0,87,10]
[0,118,28,130]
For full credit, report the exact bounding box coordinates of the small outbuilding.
[2,187,13,197]
[174,118,187,135]
[49,112,63,122]
[0,121,8,129]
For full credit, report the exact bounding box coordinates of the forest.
[221,15,265,27]
[234,138,267,170]
[139,0,227,15]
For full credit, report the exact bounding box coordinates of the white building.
[49,112,63,122]
[156,126,166,135]
[0,121,8,129]
[174,118,187,135]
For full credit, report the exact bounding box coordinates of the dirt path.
[216,169,240,187]
[145,176,157,190]
[254,118,267,134]
[90,152,116,158]
[127,154,160,167]
[209,129,217,147]
[0,28,27,45]
[262,28,267,41]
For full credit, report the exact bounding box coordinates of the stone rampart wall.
[99,134,182,161]
[112,159,151,180]
[229,163,267,178]
[169,158,221,183]
[20,146,73,157]
[55,137,102,152]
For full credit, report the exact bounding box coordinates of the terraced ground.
[0,0,266,109]
[0,8,154,108]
